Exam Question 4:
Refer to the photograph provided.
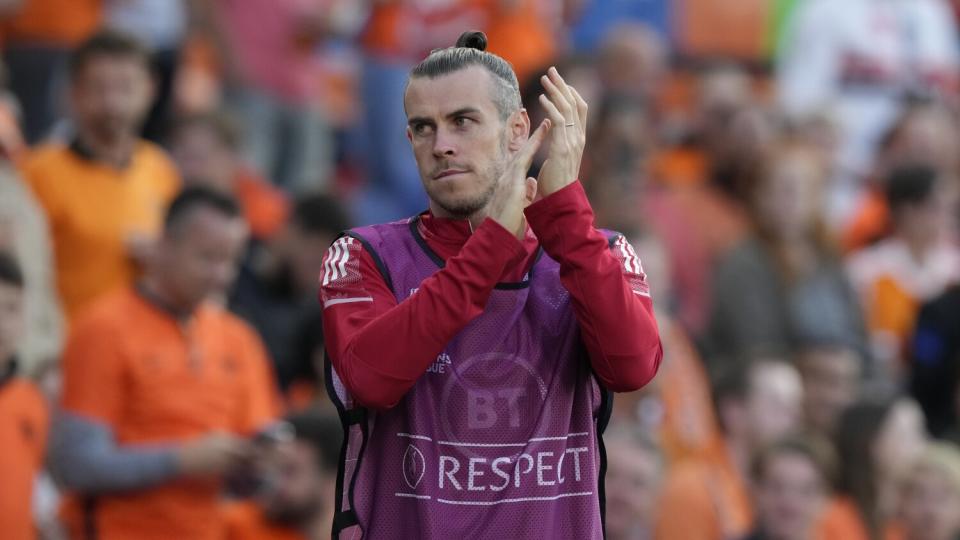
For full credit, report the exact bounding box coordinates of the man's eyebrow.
[447,107,482,119]
[407,116,434,127]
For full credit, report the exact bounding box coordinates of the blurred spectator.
[230,193,349,407]
[605,424,664,540]
[910,285,960,441]
[655,359,803,540]
[223,411,342,540]
[198,0,345,193]
[847,164,960,375]
[352,0,485,222]
[821,397,927,540]
[566,0,670,53]
[168,110,289,243]
[20,30,180,321]
[706,139,868,371]
[596,23,667,106]
[743,436,836,540]
[0,0,102,143]
[50,188,278,540]
[104,0,188,141]
[676,0,770,62]
[0,252,50,539]
[843,102,960,252]
[796,342,863,439]
[777,0,959,222]
[0,157,62,376]
[897,442,960,540]
[484,0,559,89]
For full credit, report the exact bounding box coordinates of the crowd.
[2,0,960,539]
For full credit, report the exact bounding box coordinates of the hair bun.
[455,31,487,51]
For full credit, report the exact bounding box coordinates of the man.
[231,193,350,406]
[655,359,804,540]
[0,251,49,539]
[21,29,180,320]
[50,188,278,540]
[168,110,289,243]
[744,436,836,540]
[321,31,662,538]
[796,342,862,438]
[223,411,343,539]
[605,424,665,540]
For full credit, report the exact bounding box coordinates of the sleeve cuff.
[524,180,590,226]
[476,217,527,260]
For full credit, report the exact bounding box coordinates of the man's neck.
[76,128,137,169]
[138,276,196,320]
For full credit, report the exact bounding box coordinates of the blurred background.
[3,0,960,539]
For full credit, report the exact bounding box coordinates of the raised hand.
[487,118,552,239]
[536,66,589,197]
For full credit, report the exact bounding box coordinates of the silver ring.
[564,122,575,127]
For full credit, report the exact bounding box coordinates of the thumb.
[524,177,538,205]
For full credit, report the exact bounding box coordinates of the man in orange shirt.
[223,411,342,540]
[49,187,278,540]
[22,29,180,321]
[655,359,804,540]
[0,251,49,540]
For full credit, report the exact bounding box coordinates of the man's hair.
[409,31,521,120]
[291,193,351,237]
[69,29,152,80]
[170,110,244,152]
[885,163,938,213]
[0,251,23,289]
[751,434,837,488]
[164,187,242,234]
[285,411,343,473]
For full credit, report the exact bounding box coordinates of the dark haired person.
[847,164,960,373]
[743,437,836,540]
[51,188,278,540]
[0,251,49,539]
[222,412,343,539]
[321,31,662,538]
[21,29,180,321]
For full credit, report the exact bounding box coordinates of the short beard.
[431,135,509,219]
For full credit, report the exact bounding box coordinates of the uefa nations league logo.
[403,444,426,489]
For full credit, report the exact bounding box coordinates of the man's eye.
[413,124,432,136]
[455,117,471,127]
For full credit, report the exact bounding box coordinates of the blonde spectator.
[898,443,960,540]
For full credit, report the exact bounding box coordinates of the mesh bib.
[326,217,613,539]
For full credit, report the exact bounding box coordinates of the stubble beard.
[431,135,509,220]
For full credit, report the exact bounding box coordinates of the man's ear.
[406,126,413,145]
[507,109,531,152]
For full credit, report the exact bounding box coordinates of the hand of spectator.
[176,432,252,477]
[536,67,588,198]
[488,118,551,239]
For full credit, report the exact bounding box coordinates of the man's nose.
[432,128,457,158]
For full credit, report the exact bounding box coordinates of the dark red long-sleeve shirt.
[320,181,662,409]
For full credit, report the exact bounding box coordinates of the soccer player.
[320,31,662,538]
[50,188,278,540]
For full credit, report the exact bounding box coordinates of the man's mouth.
[434,169,468,180]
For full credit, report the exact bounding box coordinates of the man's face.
[70,55,154,142]
[404,66,520,218]
[0,281,24,362]
[746,363,804,449]
[754,452,826,540]
[160,208,248,309]
[604,440,661,540]
[800,348,861,436]
[260,440,324,525]
[170,124,237,193]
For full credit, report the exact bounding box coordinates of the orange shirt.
[235,169,289,242]
[222,501,305,540]
[818,497,902,540]
[1,0,101,46]
[676,0,771,61]
[59,287,279,540]
[484,0,556,87]
[21,141,179,321]
[655,441,753,540]
[0,374,48,540]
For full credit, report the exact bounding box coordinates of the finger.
[524,176,538,205]
[570,86,589,130]
[548,66,578,115]
[541,75,574,122]
[538,94,567,134]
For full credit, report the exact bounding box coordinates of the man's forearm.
[525,182,662,391]
[48,412,180,494]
